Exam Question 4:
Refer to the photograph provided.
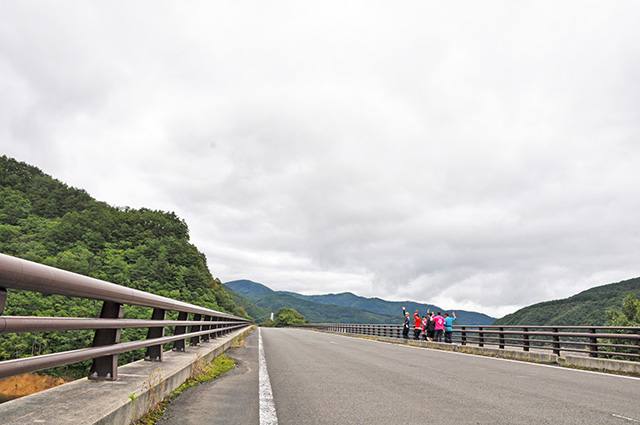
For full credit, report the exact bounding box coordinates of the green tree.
[606,293,640,327]
[601,293,640,360]
[273,308,308,327]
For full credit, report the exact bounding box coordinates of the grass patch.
[136,354,236,425]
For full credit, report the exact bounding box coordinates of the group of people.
[402,306,456,343]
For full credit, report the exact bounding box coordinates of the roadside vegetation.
[136,354,236,425]
[136,332,251,425]
[261,307,308,327]
[495,278,640,326]
[600,293,640,359]
[0,155,249,379]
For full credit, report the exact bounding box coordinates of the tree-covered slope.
[495,277,640,326]
[223,285,272,323]
[279,291,496,325]
[225,280,496,325]
[224,279,274,296]
[248,292,399,324]
[0,155,247,376]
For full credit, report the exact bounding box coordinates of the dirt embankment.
[0,373,70,403]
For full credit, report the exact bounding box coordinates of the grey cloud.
[2,1,640,317]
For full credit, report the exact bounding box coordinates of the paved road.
[162,328,640,424]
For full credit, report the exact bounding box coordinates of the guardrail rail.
[297,323,640,360]
[0,253,252,380]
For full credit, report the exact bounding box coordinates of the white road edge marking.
[259,328,278,425]
[612,414,640,423]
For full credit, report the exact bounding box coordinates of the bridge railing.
[0,253,252,381]
[296,323,640,360]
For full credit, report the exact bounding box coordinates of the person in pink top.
[433,311,445,342]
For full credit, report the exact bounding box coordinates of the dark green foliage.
[260,307,309,328]
[0,156,248,378]
[224,279,274,296]
[606,293,640,326]
[599,293,640,360]
[495,278,640,326]
[225,280,496,325]
[270,308,308,327]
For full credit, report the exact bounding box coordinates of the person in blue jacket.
[444,312,456,343]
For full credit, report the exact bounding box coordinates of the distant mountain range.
[494,276,640,326]
[223,279,497,325]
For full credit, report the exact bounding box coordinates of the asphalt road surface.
[161,328,640,425]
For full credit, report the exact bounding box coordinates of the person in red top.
[433,311,445,342]
[413,310,422,340]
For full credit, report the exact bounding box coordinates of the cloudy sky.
[2,2,640,317]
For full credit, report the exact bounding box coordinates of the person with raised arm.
[401,306,410,339]
[444,312,457,343]
[425,310,435,342]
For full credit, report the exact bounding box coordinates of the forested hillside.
[0,155,247,377]
[279,291,496,325]
[494,277,640,326]
[223,285,272,323]
[225,280,496,325]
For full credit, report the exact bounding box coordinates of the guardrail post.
[173,311,189,352]
[552,328,561,356]
[210,318,219,339]
[145,308,166,362]
[636,330,640,357]
[499,327,505,349]
[589,327,598,358]
[201,316,213,343]
[461,327,467,345]
[478,327,484,347]
[190,314,203,346]
[0,288,6,315]
[89,301,124,380]
[523,328,530,352]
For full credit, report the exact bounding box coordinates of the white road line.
[612,413,640,423]
[259,328,278,425]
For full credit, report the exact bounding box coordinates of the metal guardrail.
[298,323,640,360]
[0,253,252,380]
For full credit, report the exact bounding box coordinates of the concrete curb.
[372,335,558,363]
[562,355,640,374]
[0,326,253,425]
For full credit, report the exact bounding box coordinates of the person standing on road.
[444,312,456,343]
[425,311,435,342]
[421,316,428,341]
[413,310,422,340]
[433,311,445,342]
[402,307,410,339]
